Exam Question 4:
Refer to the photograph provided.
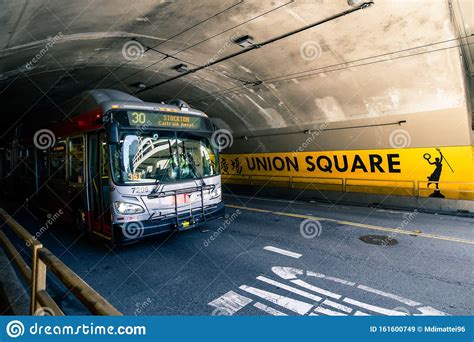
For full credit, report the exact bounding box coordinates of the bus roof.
[64,89,208,118]
[51,89,209,138]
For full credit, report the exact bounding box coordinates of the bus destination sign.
[127,111,205,130]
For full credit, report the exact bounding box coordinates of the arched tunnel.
[0,0,473,323]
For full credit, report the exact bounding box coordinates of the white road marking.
[254,302,287,316]
[291,279,341,300]
[343,298,408,316]
[322,299,353,314]
[354,310,370,316]
[306,271,356,286]
[263,246,302,259]
[210,265,449,316]
[415,306,449,316]
[376,209,407,214]
[272,266,355,286]
[239,285,313,315]
[257,276,322,302]
[208,290,252,315]
[271,266,303,280]
[357,284,420,306]
[314,306,347,316]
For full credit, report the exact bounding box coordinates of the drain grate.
[359,234,398,246]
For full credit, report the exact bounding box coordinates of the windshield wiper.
[186,151,206,186]
[149,141,174,197]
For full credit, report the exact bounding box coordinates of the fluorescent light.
[233,35,254,48]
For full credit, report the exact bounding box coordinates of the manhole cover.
[359,235,398,246]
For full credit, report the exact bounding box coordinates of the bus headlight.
[114,201,145,214]
[209,186,221,200]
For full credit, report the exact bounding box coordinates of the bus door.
[88,133,112,238]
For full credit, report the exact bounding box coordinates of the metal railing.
[221,174,474,200]
[0,208,122,316]
[417,180,474,200]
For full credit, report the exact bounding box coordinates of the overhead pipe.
[236,120,406,140]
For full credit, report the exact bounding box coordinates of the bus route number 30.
[131,112,147,124]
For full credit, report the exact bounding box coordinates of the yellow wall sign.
[221,146,474,200]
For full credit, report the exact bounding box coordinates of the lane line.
[273,211,325,220]
[228,205,272,213]
[227,204,474,245]
[343,297,407,316]
[239,285,313,315]
[354,310,370,316]
[415,306,449,316]
[321,299,353,314]
[254,302,287,316]
[357,284,420,307]
[306,271,357,287]
[314,306,347,316]
[257,276,322,302]
[291,279,341,300]
[271,266,302,280]
[272,266,356,286]
[263,246,302,259]
[208,290,252,315]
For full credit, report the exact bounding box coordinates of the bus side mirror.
[106,121,120,144]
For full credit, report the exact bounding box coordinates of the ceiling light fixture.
[233,35,255,48]
[130,82,147,89]
[347,0,369,7]
[173,63,188,72]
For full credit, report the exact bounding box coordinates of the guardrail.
[0,208,122,316]
[221,174,474,200]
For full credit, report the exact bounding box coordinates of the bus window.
[100,139,109,178]
[68,137,84,183]
[26,147,35,179]
[110,132,219,185]
[50,142,66,181]
[178,137,219,180]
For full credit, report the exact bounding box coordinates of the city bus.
[22,89,225,244]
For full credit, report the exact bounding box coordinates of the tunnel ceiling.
[0,0,472,142]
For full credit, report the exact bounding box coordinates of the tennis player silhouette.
[424,148,455,198]
[426,149,443,190]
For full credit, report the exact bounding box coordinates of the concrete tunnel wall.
[0,0,473,202]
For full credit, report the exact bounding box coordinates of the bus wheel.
[73,208,87,233]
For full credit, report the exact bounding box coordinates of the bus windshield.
[110,131,219,184]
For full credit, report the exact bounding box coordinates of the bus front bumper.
[112,202,225,244]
